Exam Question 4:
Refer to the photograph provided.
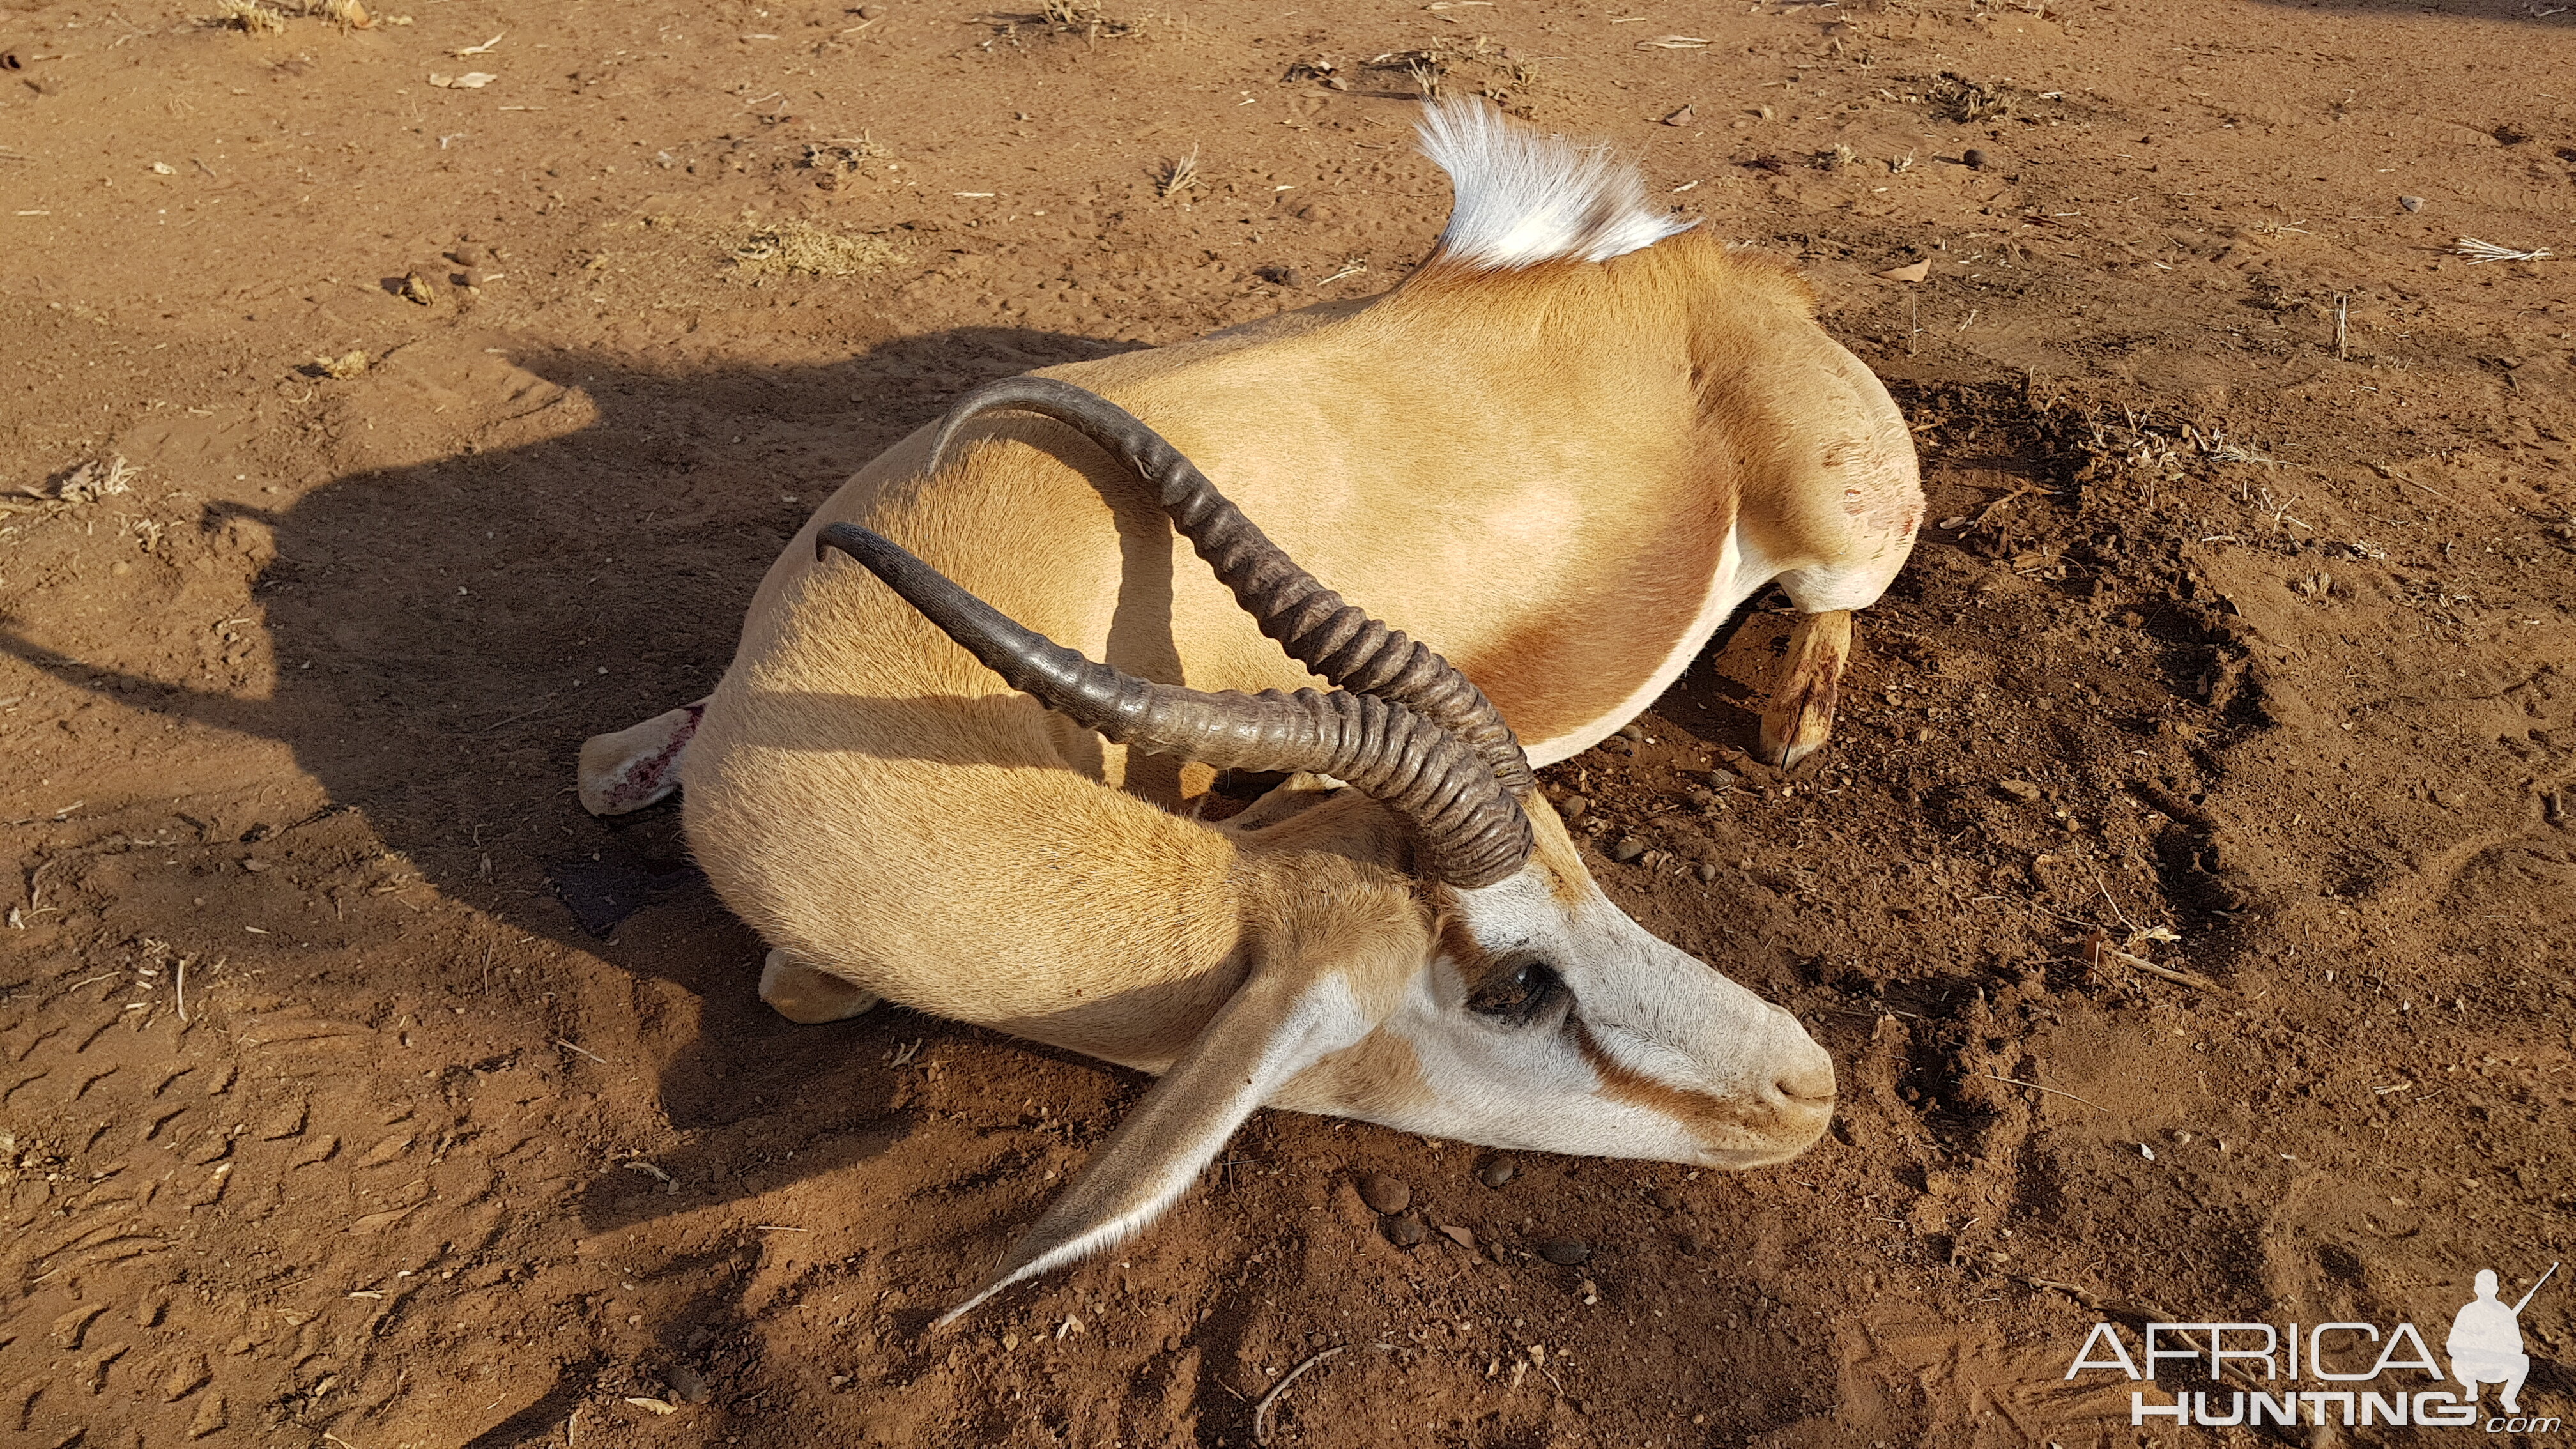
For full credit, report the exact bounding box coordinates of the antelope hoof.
[760,948,882,1023]
[1758,691,1836,769]
[1758,611,1852,769]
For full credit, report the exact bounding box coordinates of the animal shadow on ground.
[0,325,1149,1224]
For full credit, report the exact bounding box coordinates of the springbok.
[579,99,1920,1319]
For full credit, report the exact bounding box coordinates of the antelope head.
[818,379,1836,1320]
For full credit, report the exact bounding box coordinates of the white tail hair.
[1416,98,1695,270]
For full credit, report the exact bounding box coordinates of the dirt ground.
[3,0,2573,1443]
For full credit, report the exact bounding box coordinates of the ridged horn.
[925,376,1537,798]
[815,523,1535,889]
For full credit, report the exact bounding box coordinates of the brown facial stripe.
[1434,910,1514,993]
[1570,1019,1765,1141]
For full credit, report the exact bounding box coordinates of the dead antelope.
[581,99,1921,1319]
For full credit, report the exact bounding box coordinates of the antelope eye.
[1466,957,1565,1025]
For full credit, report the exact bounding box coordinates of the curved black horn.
[926,376,1537,798]
[816,523,1534,888]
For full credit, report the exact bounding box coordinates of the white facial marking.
[1342,850,1834,1167]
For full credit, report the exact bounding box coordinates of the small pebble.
[1607,836,1646,863]
[1537,1237,1593,1266]
[1560,794,1588,822]
[1692,861,1719,884]
[1478,1158,1516,1189]
[1706,769,1738,790]
[1997,779,2043,802]
[1358,1172,1411,1214]
[1383,1214,1427,1248]
[1647,1188,1680,1211]
[1963,147,1988,169]
[461,267,489,289]
[1616,722,1648,742]
[1676,1230,1708,1255]
[451,242,486,266]
[2399,194,2425,212]
[1662,104,1696,126]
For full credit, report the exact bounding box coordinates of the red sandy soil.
[1,0,2572,1444]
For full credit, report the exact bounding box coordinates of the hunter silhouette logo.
[2452,1264,2556,1417]
[2061,1261,2560,1432]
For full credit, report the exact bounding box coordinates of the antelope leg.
[760,948,883,1024]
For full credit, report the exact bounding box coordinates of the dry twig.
[1254,1346,1346,1444]
[2083,928,2228,993]
[1981,1071,2107,1112]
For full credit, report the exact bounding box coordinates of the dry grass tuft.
[1358,39,1541,114]
[51,456,137,503]
[314,349,369,379]
[208,0,289,34]
[977,1,1140,42]
[1929,72,2012,123]
[733,220,906,279]
[2453,236,2553,264]
[1155,146,1200,201]
[1041,0,1138,37]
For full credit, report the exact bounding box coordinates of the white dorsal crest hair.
[1416,96,1696,269]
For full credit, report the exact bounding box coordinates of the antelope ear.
[576,700,707,816]
[936,927,1416,1325]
